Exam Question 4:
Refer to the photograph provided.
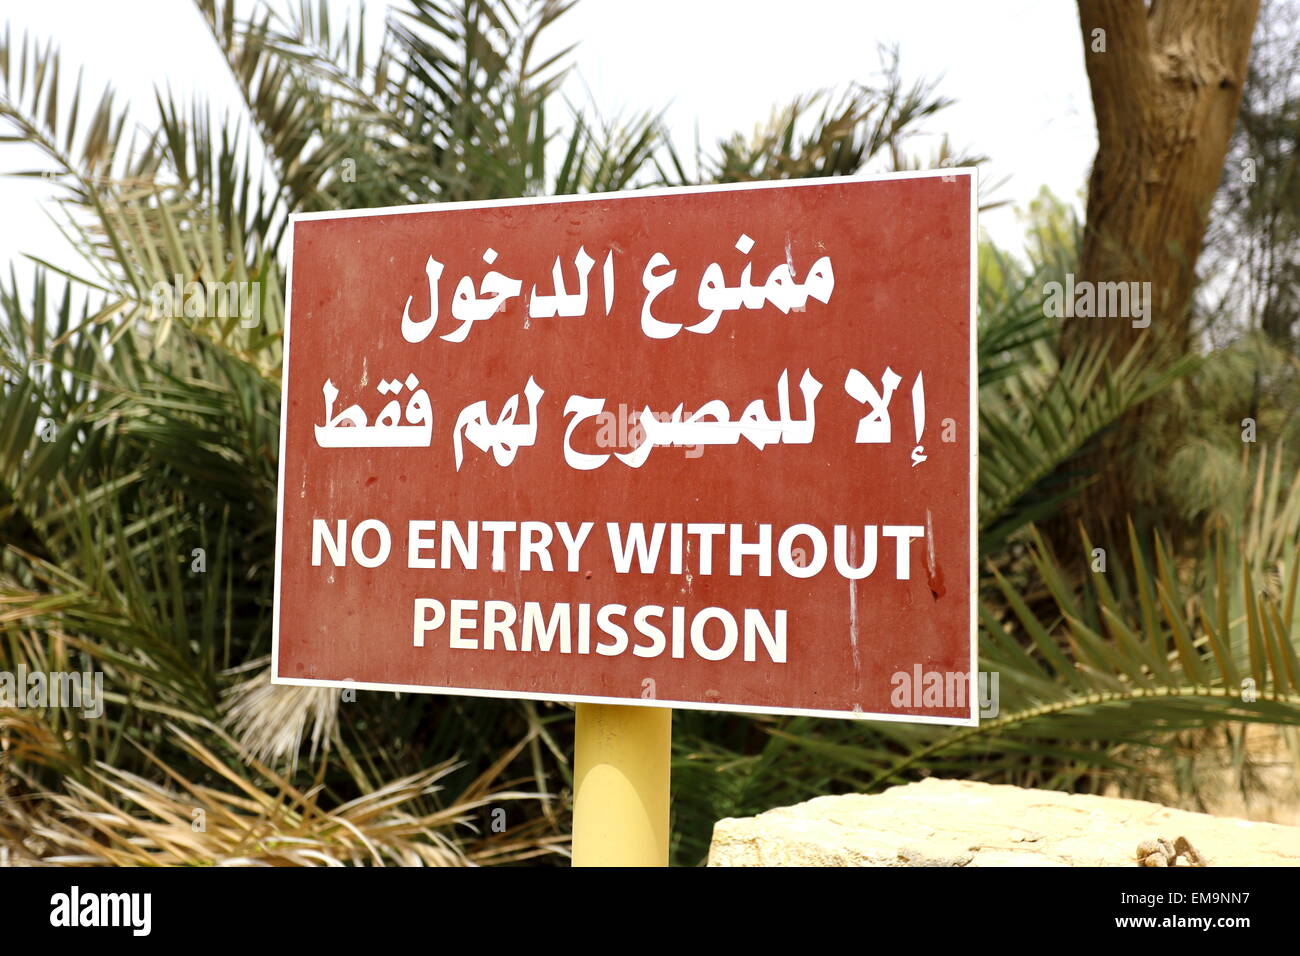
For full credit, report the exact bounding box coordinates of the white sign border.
[271,168,980,727]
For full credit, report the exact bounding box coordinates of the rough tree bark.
[1062,0,1259,543]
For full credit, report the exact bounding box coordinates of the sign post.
[572,703,671,866]
[273,170,977,866]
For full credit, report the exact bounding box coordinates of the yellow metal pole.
[572,702,671,867]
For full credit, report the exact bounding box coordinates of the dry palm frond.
[1,721,557,866]
[220,656,338,769]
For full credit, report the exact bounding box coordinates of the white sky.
[0,0,1096,278]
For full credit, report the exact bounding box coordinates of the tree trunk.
[1062,0,1259,545]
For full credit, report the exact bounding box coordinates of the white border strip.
[269,676,976,726]
[968,166,980,726]
[269,211,295,690]
[271,169,980,727]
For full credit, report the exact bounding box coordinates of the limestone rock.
[707,777,1300,866]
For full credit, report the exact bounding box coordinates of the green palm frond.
[196,0,390,212]
[0,26,147,198]
[695,48,978,185]
[979,337,1198,553]
[751,519,1300,794]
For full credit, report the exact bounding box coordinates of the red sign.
[273,171,977,723]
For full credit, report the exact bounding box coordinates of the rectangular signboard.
[273,170,977,723]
